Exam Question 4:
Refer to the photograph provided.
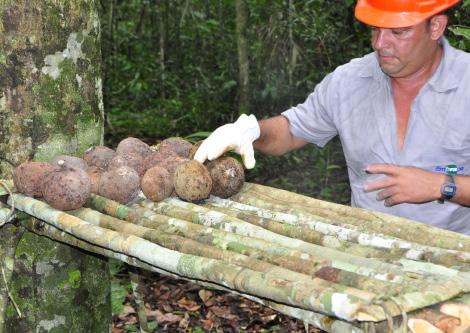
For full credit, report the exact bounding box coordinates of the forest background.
[101,0,469,204]
[99,1,469,331]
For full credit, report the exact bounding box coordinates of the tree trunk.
[235,0,250,115]
[0,1,110,332]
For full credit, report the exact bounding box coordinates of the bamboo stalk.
[20,218,369,333]
[137,197,470,321]
[6,195,470,325]
[88,194,430,286]
[143,197,458,282]
[9,193,379,320]
[204,200,406,258]
[71,207,408,295]
[205,196,470,268]
[20,215,470,332]
[233,183,470,252]
[88,193,470,320]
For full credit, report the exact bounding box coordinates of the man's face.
[370,21,437,78]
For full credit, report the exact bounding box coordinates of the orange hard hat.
[355,0,461,28]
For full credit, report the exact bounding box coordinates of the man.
[195,0,470,236]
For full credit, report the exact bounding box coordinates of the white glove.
[194,114,260,169]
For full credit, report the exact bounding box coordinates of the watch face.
[442,183,457,196]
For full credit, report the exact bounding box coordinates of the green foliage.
[111,281,129,316]
[147,321,158,330]
[110,260,132,316]
[124,323,138,332]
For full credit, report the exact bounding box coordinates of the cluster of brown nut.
[12,137,245,211]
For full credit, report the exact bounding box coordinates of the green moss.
[58,270,82,290]
[176,254,197,276]
[32,35,102,159]
[225,241,252,255]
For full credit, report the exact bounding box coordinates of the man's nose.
[372,28,391,50]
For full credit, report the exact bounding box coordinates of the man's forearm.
[253,115,307,156]
[451,175,470,207]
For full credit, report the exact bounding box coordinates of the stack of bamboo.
[2,182,470,332]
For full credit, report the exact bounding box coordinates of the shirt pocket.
[421,146,470,176]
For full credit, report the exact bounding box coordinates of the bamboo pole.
[233,183,470,252]
[205,200,404,258]
[205,196,470,268]
[20,218,369,333]
[14,199,470,324]
[142,197,460,282]
[137,198,470,321]
[9,193,381,320]
[86,194,470,320]
[70,207,400,295]
[88,194,431,287]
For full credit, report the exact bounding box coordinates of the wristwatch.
[439,174,457,203]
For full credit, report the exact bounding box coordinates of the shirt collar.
[427,37,460,93]
[359,37,460,92]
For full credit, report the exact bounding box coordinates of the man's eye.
[392,29,406,35]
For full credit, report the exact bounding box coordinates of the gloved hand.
[194,114,260,169]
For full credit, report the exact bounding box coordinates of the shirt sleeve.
[282,72,338,147]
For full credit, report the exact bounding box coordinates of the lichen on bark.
[0,1,110,332]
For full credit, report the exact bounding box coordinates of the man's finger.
[240,143,256,169]
[193,140,210,163]
[364,176,392,192]
[366,164,399,176]
[376,189,391,201]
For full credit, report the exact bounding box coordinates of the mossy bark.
[0,1,110,332]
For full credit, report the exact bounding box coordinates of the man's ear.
[428,15,448,40]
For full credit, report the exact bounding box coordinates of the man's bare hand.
[408,303,470,333]
[364,164,444,206]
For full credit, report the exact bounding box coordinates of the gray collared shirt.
[282,38,470,234]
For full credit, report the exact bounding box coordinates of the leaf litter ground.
[112,268,323,333]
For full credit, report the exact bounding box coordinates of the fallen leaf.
[148,309,183,324]
[177,297,201,311]
[178,312,190,329]
[118,305,135,319]
[202,319,214,331]
[162,304,173,313]
[210,306,239,320]
[261,314,277,324]
[198,289,213,303]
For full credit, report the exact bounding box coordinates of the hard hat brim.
[355,0,460,28]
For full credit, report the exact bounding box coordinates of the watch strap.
[439,174,457,203]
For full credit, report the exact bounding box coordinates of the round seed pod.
[50,155,87,170]
[144,150,178,170]
[141,166,173,202]
[13,161,54,197]
[108,153,146,178]
[158,137,193,158]
[188,140,204,160]
[174,160,212,202]
[86,166,103,194]
[83,146,116,169]
[160,155,189,178]
[116,137,152,159]
[98,166,140,204]
[206,156,245,198]
[42,160,91,210]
